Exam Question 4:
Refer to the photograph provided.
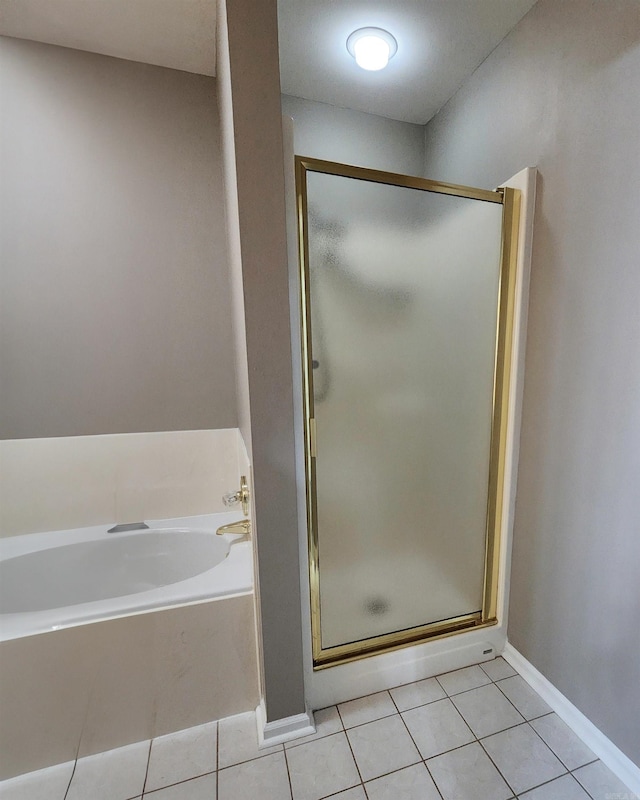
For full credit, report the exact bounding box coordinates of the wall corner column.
[216,0,306,722]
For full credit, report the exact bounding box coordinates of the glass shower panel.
[305,171,504,650]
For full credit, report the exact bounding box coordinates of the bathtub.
[0,512,260,780]
[0,512,253,641]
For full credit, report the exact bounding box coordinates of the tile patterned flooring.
[0,657,635,800]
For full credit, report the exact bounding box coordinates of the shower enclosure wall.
[295,157,523,670]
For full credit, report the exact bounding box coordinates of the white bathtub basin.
[0,513,253,641]
[1,530,231,613]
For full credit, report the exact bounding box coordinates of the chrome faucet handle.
[222,476,250,516]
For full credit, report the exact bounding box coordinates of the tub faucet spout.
[216,519,251,537]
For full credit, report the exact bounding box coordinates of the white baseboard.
[503,642,640,795]
[255,700,316,748]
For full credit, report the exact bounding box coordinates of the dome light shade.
[347,27,397,71]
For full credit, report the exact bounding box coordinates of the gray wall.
[216,0,305,721]
[423,0,640,764]
[0,37,236,439]
[281,94,424,175]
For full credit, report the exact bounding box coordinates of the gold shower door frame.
[296,156,520,669]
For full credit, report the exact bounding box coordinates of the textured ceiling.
[0,0,216,75]
[278,0,539,124]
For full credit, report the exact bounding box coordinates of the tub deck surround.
[0,512,259,780]
[0,428,245,538]
[0,512,253,641]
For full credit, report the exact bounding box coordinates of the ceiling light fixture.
[347,27,397,72]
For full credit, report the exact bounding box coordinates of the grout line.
[341,709,400,731]
[441,697,476,744]
[279,730,344,763]
[340,686,497,732]
[217,744,285,771]
[528,709,557,722]
[494,673,520,684]
[337,688,394,708]
[343,729,365,786]
[448,681,526,727]
[573,757,599,770]
[142,770,216,796]
[526,715,583,773]
[355,758,424,785]
[474,718,532,741]
[570,765,600,800]
[345,711,396,731]
[292,712,364,800]
[475,738,519,796]
[475,717,573,798]
[403,673,519,799]
[478,657,517,682]
[393,697,445,714]
[437,679,493,699]
[517,768,573,796]
[433,663,485,681]
[282,743,294,800]
[492,675,542,722]
[387,674,443,693]
[318,784,366,800]
[388,688,445,800]
[433,674,447,696]
[140,738,152,797]
[280,730,370,798]
[477,719,531,743]
[335,703,346,729]
[492,675,564,726]
[62,759,77,800]
[528,710,555,721]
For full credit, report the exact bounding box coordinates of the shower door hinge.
[309,418,317,458]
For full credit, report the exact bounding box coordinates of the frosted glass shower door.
[297,158,517,667]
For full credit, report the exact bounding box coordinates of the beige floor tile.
[328,789,366,800]
[496,676,552,720]
[481,723,565,795]
[452,683,524,738]
[573,760,634,799]
[218,752,290,800]
[218,711,281,768]
[346,715,420,781]
[530,714,596,771]
[286,732,360,800]
[427,742,512,800]
[146,722,216,791]
[143,773,216,799]
[402,698,474,759]
[389,678,446,712]
[338,691,396,729]
[480,657,517,681]
[285,707,342,749]
[0,761,74,800]
[66,741,149,800]
[519,773,590,800]
[436,665,491,696]
[365,763,441,800]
